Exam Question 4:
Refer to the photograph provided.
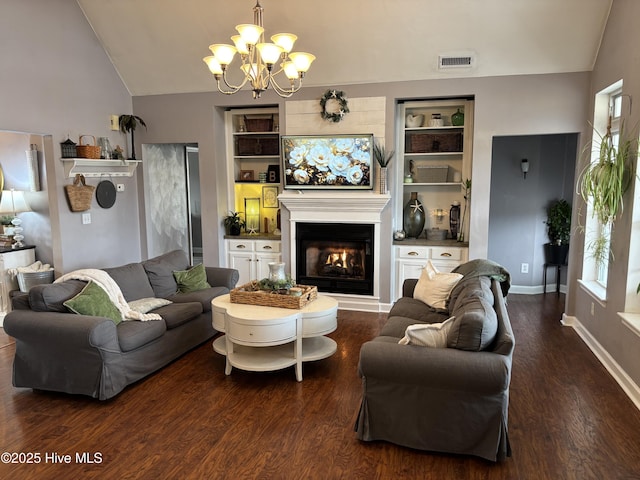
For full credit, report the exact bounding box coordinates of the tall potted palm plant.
[118,114,147,160]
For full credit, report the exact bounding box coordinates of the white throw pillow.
[398,317,455,348]
[413,260,463,309]
[128,297,172,314]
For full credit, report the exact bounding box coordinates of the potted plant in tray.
[544,198,572,265]
[223,211,245,236]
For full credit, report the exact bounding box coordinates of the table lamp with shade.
[0,189,31,248]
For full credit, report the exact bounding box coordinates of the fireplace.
[296,222,374,295]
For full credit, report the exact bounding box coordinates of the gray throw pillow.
[448,295,498,351]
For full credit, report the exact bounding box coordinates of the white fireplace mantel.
[279,191,391,222]
[279,191,390,311]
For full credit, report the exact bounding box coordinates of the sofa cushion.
[173,264,211,293]
[413,260,463,310]
[448,295,498,351]
[117,319,167,352]
[167,286,229,313]
[63,281,122,325]
[398,317,455,348]
[380,312,449,338]
[29,280,86,312]
[388,297,449,325]
[103,262,155,301]
[448,275,494,315]
[142,250,190,298]
[152,302,203,329]
[128,297,172,314]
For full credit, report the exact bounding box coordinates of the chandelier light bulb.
[208,44,237,66]
[231,35,250,55]
[236,24,264,45]
[289,52,315,73]
[271,33,297,53]
[257,43,283,65]
[203,56,223,75]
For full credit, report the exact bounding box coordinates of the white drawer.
[228,319,296,344]
[397,246,429,259]
[227,239,254,252]
[430,247,462,261]
[255,240,280,253]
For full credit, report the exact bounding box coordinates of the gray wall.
[489,134,577,292]
[568,0,640,394]
[1,0,137,274]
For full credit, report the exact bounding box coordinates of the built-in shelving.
[60,158,141,178]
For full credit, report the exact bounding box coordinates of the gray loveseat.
[4,250,239,400]
[355,260,515,462]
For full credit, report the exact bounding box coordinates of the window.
[581,81,623,298]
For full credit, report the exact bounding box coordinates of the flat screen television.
[281,134,374,190]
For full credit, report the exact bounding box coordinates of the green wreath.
[320,90,349,123]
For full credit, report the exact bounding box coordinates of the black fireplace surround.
[296,222,374,295]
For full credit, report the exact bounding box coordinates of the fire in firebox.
[320,249,365,278]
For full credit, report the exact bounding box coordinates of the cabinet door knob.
[408,251,419,256]
[440,252,452,257]
[262,245,272,250]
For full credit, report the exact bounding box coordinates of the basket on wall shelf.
[243,115,274,132]
[76,135,101,159]
[64,174,95,212]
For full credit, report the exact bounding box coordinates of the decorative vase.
[403,192,425,238]
[229,224,241,236]
[268,262,286,283]
[379,167,388,194]
[449,202,461,241]
[451,108,464,126]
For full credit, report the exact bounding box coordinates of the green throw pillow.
[63,281,122,325]
[173,264,211,293]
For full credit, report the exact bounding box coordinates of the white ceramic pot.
[405,114,424,128]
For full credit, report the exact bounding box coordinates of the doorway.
[488,133,577,294]
[142,143,203,265]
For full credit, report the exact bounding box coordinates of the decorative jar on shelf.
[268,262,286,283]
[451,108,464,126]
[403,192,425,238]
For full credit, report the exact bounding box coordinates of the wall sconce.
[244,197,260,234]
[521,158,530,179]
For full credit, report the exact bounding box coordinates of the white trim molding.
[562,314,640,411]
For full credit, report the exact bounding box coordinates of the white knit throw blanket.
[55,268,162,321]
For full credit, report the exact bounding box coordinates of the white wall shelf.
[60,158,141,178]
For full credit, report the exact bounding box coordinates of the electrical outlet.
[116,183,125,192]
[521,263,529,274]
[82,213,91,225]
[591,302,595,316]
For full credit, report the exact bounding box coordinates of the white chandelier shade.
[203,1,315,99]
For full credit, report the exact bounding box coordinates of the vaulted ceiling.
[76,0,612,97]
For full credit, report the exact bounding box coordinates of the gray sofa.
[355,261,515,462]
[4,250,239,400]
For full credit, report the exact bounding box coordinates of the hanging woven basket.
[64,174,95,212]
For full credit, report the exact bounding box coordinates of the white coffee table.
[211,294,338,381]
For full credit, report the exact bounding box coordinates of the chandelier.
[203,1,315,99]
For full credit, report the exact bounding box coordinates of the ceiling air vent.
[438,54,475,69]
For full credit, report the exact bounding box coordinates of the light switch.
[110,115,120,131]
[82,213,91,225]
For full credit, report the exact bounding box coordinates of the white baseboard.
[509,284,567,295]
[562,314,640,412]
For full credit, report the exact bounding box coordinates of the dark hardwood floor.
[1,294,640,479]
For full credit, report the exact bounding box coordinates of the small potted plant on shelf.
[118,114,147,160]
[544,198,572,265]
[223,211,245,236]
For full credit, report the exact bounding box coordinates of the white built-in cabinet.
[226,239,281,286]
[392,98,474,300]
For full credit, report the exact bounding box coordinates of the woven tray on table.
[230,283,318,309]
